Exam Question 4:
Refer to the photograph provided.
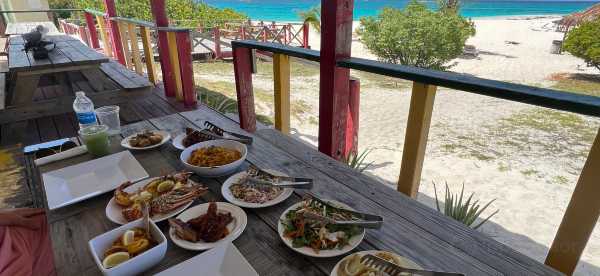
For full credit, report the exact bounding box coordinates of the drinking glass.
[79,125,110,157]
[96,106,121,135]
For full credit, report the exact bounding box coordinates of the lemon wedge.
[121,230,135,246]
[342,253,363,276]
[157,180,175,193]
[102,251,130,268]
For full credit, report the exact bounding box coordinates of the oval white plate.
[221,170,293,208]
[121,130,171,150]
[278,200,366,258]
[169,202,247,251]
[172,133,187,150]
[106,177,194,225]
[330,250,422,276]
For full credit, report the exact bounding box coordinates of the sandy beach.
[195,16,600,275]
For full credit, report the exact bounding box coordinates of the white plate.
[169,202,247,251]
[278,200,366,258]
[120,130,171,150]
[42,151,148,210]
[154,242,258,276]
[172,133,187,150]
[221,170,293,208]
[105,177,195,225]
[330,250,422,276]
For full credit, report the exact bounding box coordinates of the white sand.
[294,16,600,275]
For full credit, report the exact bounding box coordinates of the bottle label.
[77,112,96,125]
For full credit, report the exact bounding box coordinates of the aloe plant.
[344,149,374,173]
[433,181,499,229]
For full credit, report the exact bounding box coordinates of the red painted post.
[345,78,360,157]
[150,0,176,98]
[303,22,310,48]
[213,27,222,59]
[79,25,90,46]
[262,26,267,42]
[283,25,287,44]
[240,25,246,40]
[232,47,256,132]
[318,0,354,160]
[84,12,100,49]
[176,31,197,107]
[103,0,126,65]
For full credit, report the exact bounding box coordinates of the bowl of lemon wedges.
[88,218,167,276]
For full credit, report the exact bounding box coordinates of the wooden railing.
[75,9,197,107]
[230,40,600,276]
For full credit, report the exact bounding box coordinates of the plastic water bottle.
[73,91,98,129]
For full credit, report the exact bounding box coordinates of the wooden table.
[25,107,563,275]
[7,34,108,105]
[5,21,59,35]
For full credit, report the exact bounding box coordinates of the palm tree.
[297,5,321,33]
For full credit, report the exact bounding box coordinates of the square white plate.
[154,242,258,276]
[42,151,148,210]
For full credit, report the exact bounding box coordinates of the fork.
[360,254,464,276]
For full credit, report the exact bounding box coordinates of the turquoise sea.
[203,0,600,21]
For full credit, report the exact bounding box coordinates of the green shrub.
[358,1,475,70]
[563,19,600,71]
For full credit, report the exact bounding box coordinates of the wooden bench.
[100,60,152,90]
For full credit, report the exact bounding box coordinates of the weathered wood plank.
[139,26,157,84]
[127,23,144,75]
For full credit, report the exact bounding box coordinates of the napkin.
[34,145,88,166]
[0,208,56,276]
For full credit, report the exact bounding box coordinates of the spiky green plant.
[297,5,321,33]
[344,149,374,173]
[433,181,499,229]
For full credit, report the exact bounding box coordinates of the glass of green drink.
[79,125,110,157]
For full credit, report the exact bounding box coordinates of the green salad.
[281,198,363,253]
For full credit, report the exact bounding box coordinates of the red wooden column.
[103,0,125,65]
[303,22,310,48]
[176,31,197,107]
[150,0,176,98]
[318,0,354,160]
[84,12,100,49]
[345,78,360,157]
[233,47,257,132]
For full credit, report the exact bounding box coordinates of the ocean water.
[203,0,600,21]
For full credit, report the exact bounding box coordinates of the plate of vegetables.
[278,198,366,257]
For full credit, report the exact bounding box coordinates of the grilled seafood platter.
[106,172,207,225]
[121,130,171,150]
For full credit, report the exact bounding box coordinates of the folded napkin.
[0,208,56,276]
[34,145,88,166]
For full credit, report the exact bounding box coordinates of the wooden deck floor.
[0,85,194,147]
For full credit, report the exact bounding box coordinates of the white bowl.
[180,140,247,177]
[88,219,167,276]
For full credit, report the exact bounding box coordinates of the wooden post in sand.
[318,0,354,160]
